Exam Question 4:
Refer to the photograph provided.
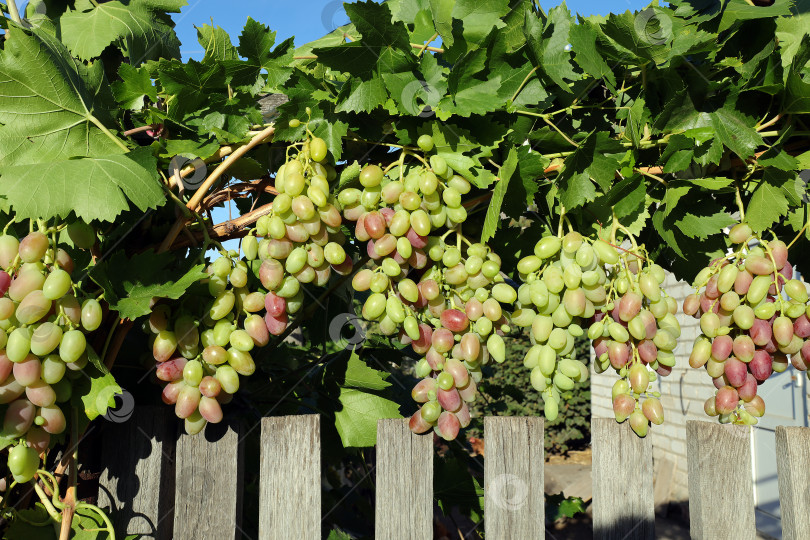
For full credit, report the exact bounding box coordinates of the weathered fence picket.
[687,420,756,540]
[173,418,243,539]
[775,426,810,540]
[97,406,175,540]
[259,415,321,540]
[592,418,655,540]
[483,416,545,540]
[95,409,810,539]
[375,418,433,539]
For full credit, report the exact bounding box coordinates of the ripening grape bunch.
[593,247,679,437]
[147,250,268,434]
[0,222,101,482]
[685,223,810,425]
[337,135,515,440]
[255,123,351,337]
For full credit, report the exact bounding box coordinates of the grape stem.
[58,408,79,540]
[761,240,786,313]
[5,0,22,24]
[734,180,746,220]
[2,217,15,234]
[557,205,566,237]
[786,211,809,249]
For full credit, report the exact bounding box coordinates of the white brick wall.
[590,271,718,501]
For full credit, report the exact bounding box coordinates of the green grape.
[310,137,328,162]
[59,330,86,363]
[81,299,103,332]
[30,322,63,356]
[359,164,383,188]
[417,134,434,152]
[7,328,33,363]
[8,444,39,483]
[230,329,255,352]
[42,269,72,300]
[17,290,52,325]
[210,291,236,320]
[183,360,204,386]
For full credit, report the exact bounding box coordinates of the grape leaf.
[336,77,388,113]
[569,20,616,87]
[344,0,416,73]
[717,0,793,33]
[746,172,791,233]
[74,369,123,421]
[674,208,737,240]
[197,23,239,63]
[0,148,164,223]
[453,0,509,47]
[344,353,392,391]
[90,250,208,320]
[59,1,167,60]
[4,505,57,540]
[0,26,125,167]
[112,63,157,110]
[334,388,402,447]
[481,147,518,242]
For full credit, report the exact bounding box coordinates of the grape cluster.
[513,232,606,422]
[685,223,810,424]
[147,251,268,435]
[0,225,100,482]
[255,129,350,336]
[593,248,679,437]
[337,135,515,440]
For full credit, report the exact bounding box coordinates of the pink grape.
[176,385,201,419]
[710,335,733,361]
[794,314,810,339]
[723,358,747,388]
[26,427,50,453]
[683,294,700,316]
[264,291,286,317]
[732,335,755,363]
[637,339,658,363]
[705,276,720,299]
[608,341,630,369]
[13,355,42,387]
[749,350,773,381]
[39,405,66,434]
[612,394,635,422]
[411,378,436,402]
[0,351,12,381]
[244,315,270,347]
[0,376,25,404]
[738,374,758,402]
[162,381,183,404]
[412,324,433,355]
[435,411,460,440]
[364,211,385,239]
[440,309,469,332]
[455,403,471,428]
[406,228,428,249]
[199,396,223,423]
[715,386,739,415]
[749,319,772,346]
[156,357,187,382]
[264,312,288,336]
[0,271,10,296]
[458,377,477,402]
[437,387,462,412]
[18,232,49,263]
[25,381,56,407]
[409,410,433,434]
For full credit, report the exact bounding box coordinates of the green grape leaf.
[717,0,793,33]
[674,207,737,240]
[0,148,164,223]
[197,23,239,63]
[453,0,509,47]
[339,161,362,187]
[746,172,792,233]
[74,369,123,421]
[5,504,57,540]
[569,20,616,87]
[481,147,518,242]
[90,250,208,320]
[334,388,402,447]
[112,63,158,110]
[336,77,388,113]
[0,26,125,167]
[344,352,392,390]
[59,0,174,61]
[344,0,415,73]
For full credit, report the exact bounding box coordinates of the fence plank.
[173,419,243,539]
[592,418,655,540]
[776,426,810,540]
[686,421,755,540]
[484,416,544,540]
[97,406,175,539]
[259,415,320,540]
[375,418,433,540]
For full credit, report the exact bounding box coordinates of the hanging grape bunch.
[147,248,267,435]
[685,223,810,425]
[255,117,350,337]
[337,134,515,440]
[593,239,679,437]
[0,222,101,483]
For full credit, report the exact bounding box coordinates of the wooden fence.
[94,407,810,539]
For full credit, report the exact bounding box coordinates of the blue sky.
[174,0,652,59]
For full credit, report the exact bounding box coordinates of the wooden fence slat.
[259,415,320,540]
[686,420,755,540]
[173,418,243,539]
[484,416,544,540]
[97,406,176,540]
[375,418,433,540]
[776,426,810,540]
[592,418,655,540]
